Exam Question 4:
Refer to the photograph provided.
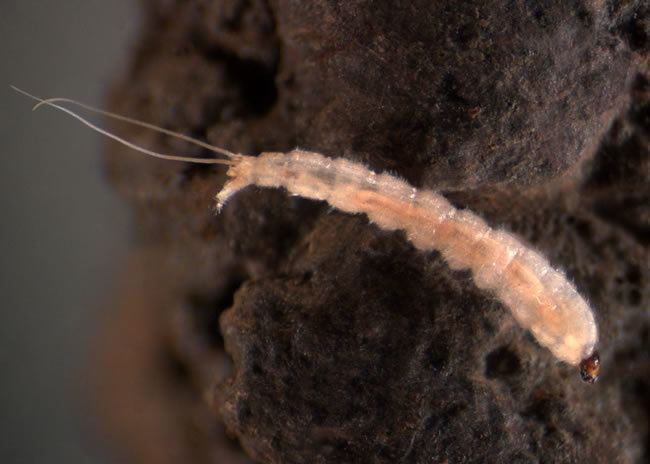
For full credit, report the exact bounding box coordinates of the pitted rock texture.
[98,1,649,463]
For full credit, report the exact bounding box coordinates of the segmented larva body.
[12,87,601,382]
[217,150,600,379]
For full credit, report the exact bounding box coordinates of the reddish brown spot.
[467,106,482,119]
[579,352,601,383]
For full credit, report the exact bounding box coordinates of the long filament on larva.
[10,86,236,165]
[13,87,600,382]
[32,96,238,160]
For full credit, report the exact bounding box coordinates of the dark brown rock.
[99,1,649,463]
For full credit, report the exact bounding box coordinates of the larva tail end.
[579,352,601,383]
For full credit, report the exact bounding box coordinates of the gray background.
[1,1,138,462]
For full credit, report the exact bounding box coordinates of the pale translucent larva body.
[12,87,601,381]
[217,150,599,370]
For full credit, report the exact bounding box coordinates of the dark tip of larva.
[579,352,601,383]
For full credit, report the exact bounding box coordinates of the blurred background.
[1,1,138,462]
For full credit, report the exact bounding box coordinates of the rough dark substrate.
[95,1,649,463]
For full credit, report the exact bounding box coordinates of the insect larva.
[12,86,601,383]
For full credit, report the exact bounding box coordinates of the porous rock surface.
[97,1,649,463]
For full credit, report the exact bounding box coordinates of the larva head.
[579,352,600,383]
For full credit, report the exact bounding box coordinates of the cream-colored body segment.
[217,150,598,366]
[12,87,602,379]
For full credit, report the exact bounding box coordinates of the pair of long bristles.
[10,85,237,166]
